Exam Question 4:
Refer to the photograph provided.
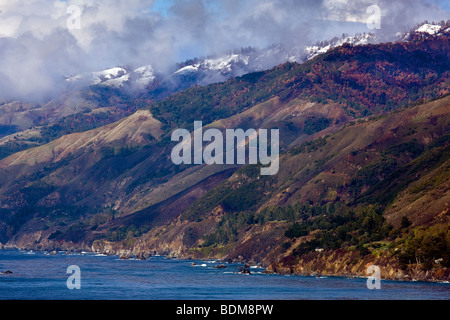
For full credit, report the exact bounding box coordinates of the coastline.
[1,246,449,285]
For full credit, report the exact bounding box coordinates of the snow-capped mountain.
[305,22,449,61]
[65,21,450,93]
[175,54,249,76]
[1,20,448,164]
[171,52,253,85]
[169,46,300,86]
[64,48,288,91]
[416,23,445,35]
[304,32,376,61]
[66,66,156,90]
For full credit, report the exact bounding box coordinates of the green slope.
[129,95,449,281]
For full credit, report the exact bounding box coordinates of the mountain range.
[2,21,447,140]
[0,21,449,282]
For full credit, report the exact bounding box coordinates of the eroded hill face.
[124,96,448,263]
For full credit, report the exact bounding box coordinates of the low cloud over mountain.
[0,0,447,101]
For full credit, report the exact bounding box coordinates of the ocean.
[0,250,448,300]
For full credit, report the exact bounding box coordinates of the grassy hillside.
[125,95,449,281]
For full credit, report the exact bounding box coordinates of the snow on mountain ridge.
[65,21,449,91]
[134,66,156,88]
[102,74,130,88]
[175,53,251,75]
[92,67,128,85]
[416,24,442,35]
[304,33,376,61]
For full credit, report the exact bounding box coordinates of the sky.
[0,0,448,101]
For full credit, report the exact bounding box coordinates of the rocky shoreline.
[265,249,450,283]
[2,243,449,284]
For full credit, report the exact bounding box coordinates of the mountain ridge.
[1,21,448,162]
[0,25,449,282]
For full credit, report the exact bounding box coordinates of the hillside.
[0,33,449,281]
[2,22,448,162]
[86,95,449,282]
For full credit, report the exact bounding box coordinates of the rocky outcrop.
[135,252,151,260]
[238,263,252,275]
[119,253,132,260]
[0,270,13,274]
[266,249,450,282]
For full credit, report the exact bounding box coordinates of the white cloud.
[0,0,446,101]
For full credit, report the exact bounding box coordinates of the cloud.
[0,0,447,101]
[323,0,447,30]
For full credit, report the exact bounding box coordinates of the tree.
[401,216,412,229]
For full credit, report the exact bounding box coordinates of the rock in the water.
[214,264,227,269]
[1,270,13,274]
[238,264,251,275]
[262,269,274,274]
[135,252,147,260]
[119,253,132,260]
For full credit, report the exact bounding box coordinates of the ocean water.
[0,250,448,300]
